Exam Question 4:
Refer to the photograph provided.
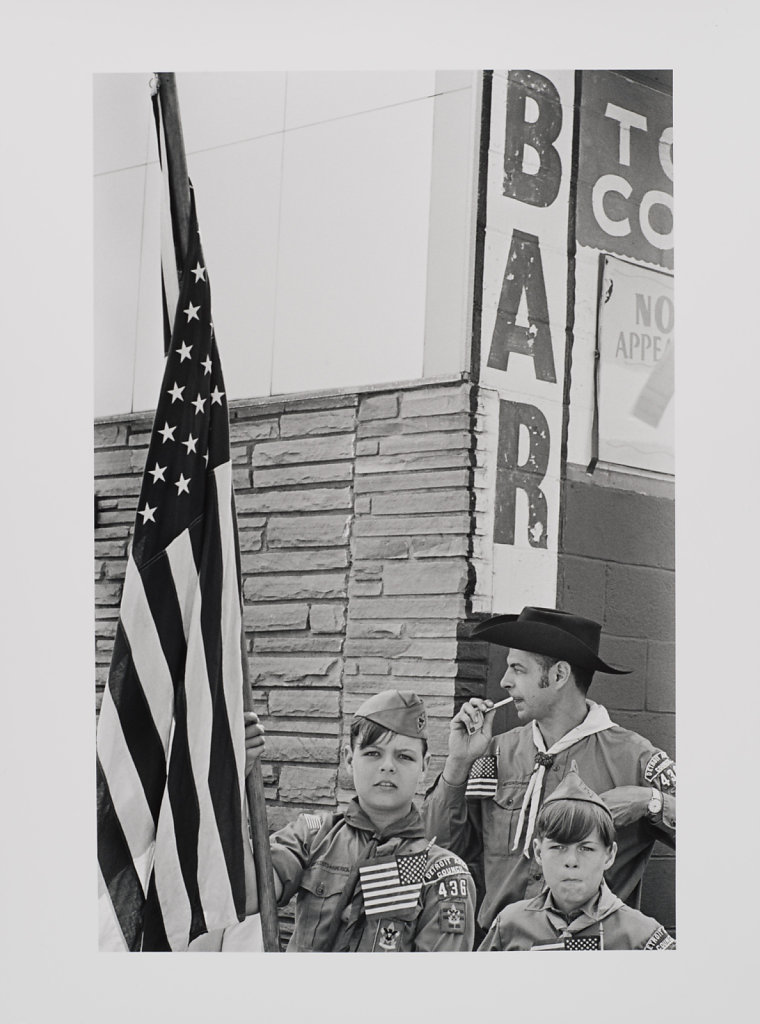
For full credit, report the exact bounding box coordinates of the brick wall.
[558,470,675,930]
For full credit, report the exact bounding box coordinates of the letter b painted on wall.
[495,400,550,548]
[503,70,563,208]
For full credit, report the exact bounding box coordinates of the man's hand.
[598,785,652,828]
[442,698,495,785]
[244,711,266,778]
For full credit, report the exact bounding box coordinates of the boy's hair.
[533,653,594,695]
[535,796,615,847]
[350,715,428,757]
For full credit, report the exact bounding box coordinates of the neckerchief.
[322,799,426,951]
[512,701,615,858]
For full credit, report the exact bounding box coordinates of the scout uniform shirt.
[422,704,676,931]
[269,798,475,952]
[478,881,676,950]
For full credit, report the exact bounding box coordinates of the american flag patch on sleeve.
[302,814,323,831]
[466,756,498,799]
[359,852,426,917]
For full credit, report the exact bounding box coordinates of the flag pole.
[155,72,281,952]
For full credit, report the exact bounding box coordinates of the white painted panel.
[272,99,434,394]
[284,70,436,130]
[474,69,576,614]
[176,72,287,155]
[94,166,151,417]
[185,136,283,401]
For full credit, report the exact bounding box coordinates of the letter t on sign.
[494,400,550,548]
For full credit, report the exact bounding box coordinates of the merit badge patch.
[644,926,676,950]
[439,899,466,934]
[644,751,676,791]
[377,923,400,951]
[466,756,498,799]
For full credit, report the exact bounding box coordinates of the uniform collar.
[343,796,427,842]
[527,881,623,929]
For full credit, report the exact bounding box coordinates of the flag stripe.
[96,757,146,951]
[98,864,129,952]
[96,685,155,884]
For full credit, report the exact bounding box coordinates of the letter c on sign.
[592,174,632,237]
[639,190,674,250]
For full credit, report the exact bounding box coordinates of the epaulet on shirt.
[423,852,470,883]
[301,813,323,831]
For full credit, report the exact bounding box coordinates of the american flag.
[96,174,248,950]
[359,852,426,917]
[466,755,499,799]
[531,935,601,950]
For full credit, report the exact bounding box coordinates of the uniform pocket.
[486,780,530,853]
[294,866,351,951]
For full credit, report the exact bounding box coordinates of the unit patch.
[644,751,676,791]
[644,925,676,950]
[439,899,466,934]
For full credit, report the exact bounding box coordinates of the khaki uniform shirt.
[479,882,675,950]
[422,712,676,931]
[270,798,475,952]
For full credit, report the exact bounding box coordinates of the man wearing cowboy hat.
[422,607,675,935]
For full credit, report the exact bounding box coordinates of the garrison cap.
[543,760,613,819]
[354,689,427,739]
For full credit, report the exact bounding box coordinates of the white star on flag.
[176,341,193,362]
[184,301,200,322]
[210,386,225,405]
[139,503,157,524]
[148,463,167,483]
[192,395,206,415]
[182,434,198,454]
[191,262,206,282]
[202,356,213,375]
[174,473,190,495]
[158,423,176,443]
[168,383,185,403]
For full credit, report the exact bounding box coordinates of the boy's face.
[346,731,429,823]
[533,827,617,913]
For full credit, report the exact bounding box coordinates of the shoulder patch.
[644,751,676,791]
[424,853,470,883]
[302,813,323,831]
[644,925,676,950]
[438,899,466,934]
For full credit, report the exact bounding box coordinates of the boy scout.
[479,763,675,950]
[423,607,676,933]
[243,689,475,952]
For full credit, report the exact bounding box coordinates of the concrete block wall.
[558,472,675,930]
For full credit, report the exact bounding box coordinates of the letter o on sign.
[639,190,673,251]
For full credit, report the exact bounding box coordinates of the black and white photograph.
[3,1,758,1022]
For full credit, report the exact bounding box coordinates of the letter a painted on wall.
[503,70,563,208]
[495,400,550,548]
[487,231,557,382]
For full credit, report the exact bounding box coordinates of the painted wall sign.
[577,71,673,270]
[595,255,674,474]
[473,70,574,613]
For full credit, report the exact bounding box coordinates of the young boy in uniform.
[478,762,675,951]
[242,689,475,952]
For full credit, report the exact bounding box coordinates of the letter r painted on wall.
[495,400,550,548]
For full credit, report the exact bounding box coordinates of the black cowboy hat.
[471,606,630,675]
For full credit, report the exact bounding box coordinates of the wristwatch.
[647,787,664,820]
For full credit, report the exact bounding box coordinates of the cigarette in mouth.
[484,696,514,714]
